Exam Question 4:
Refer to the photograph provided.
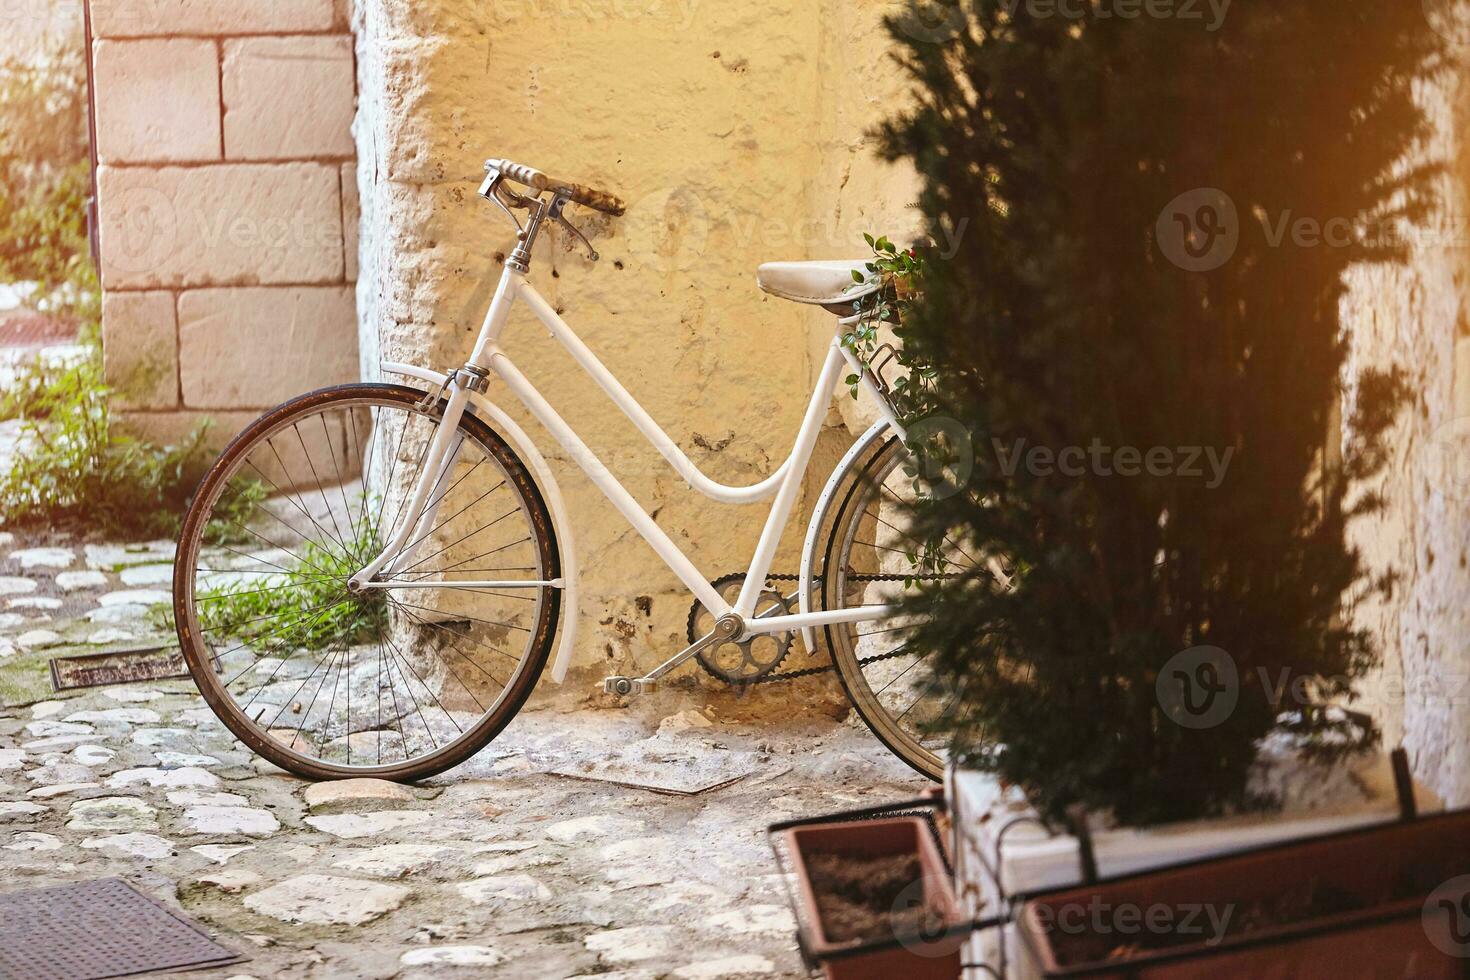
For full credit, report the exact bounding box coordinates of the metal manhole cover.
[0,878,244,979]
[49,645,190,692]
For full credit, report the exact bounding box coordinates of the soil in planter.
[805,852,947,943]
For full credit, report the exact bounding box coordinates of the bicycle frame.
[355,218,904,683]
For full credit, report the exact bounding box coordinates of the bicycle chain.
[717,571,918,686]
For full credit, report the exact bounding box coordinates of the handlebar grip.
[485,158,626,216]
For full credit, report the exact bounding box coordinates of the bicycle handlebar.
[485,158,626,216]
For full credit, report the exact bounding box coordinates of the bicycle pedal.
[602,676,656,696]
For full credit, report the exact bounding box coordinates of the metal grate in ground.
[0,878,244,980]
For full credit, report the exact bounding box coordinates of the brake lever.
[479,170,530,237]
[549,195,600,261]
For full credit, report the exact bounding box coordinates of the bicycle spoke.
[382,624,463,734]
[398,534,531,579]
[261,439,352,560]
[290,422,349,550]
[195,577,341,604]
[376,438,471,570]
[259,641,343,734]
[393,565,537,577]
[215,595,357,680]
[284,645,344,741]
[371,408,411,543]
[231,459,351,564]
[319,412,360,548]
[879,483,981,568]
[201,590,349,636]
[895,673,949,724]
[385,598,531,638]
[819,434,989,780]
[875,643,927,696]
[379,629,452,748]
[212,516,339,582]
[228,599,356,700]
[377,414,437,550]
[377,457,490,571]
[391,501,518,577]
[388,598,515,685]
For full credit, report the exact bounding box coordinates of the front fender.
[380,361,580,684]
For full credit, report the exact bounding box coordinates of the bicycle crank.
[604,612,743,695]
[686,572,801,685]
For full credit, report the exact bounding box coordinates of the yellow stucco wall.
[352,2,920,677]
[1341,67,1470,805]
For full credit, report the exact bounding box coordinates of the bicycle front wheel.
[173,383,560,781]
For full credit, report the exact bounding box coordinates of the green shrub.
[191,518,387,649]
[0,160,98,327]
[881,1,1441,825]
[0,348,259,542]
[0,41,94,325]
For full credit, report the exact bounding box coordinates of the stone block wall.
[90,0,360,446]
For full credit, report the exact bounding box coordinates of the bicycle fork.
[348,368,483,591]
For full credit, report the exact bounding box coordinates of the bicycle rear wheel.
[173,383,560,782]
[816,429,994,780]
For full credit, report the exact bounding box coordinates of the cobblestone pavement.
[0,531,926,979]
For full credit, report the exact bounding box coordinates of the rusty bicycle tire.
[172,383,560,782]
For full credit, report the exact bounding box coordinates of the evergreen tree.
[882,1,1444,825]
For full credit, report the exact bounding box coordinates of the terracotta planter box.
[947,752,1441,977]
[1016,809,1470,977]
[785,816,964,980]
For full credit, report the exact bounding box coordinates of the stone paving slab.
[0,531,926,979]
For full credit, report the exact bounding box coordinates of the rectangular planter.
[1017,808,1470,977]
[946,752,1437,978]
[784,816,963,980]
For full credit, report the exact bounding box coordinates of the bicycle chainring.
[687,573,797,685]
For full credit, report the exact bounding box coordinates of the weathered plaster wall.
[811,1,926,434]
[1343,68,1470,807]
[352,2,917,676]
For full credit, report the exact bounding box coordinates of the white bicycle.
[172,159,988,782]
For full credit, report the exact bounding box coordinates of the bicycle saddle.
[756,260,880,307]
